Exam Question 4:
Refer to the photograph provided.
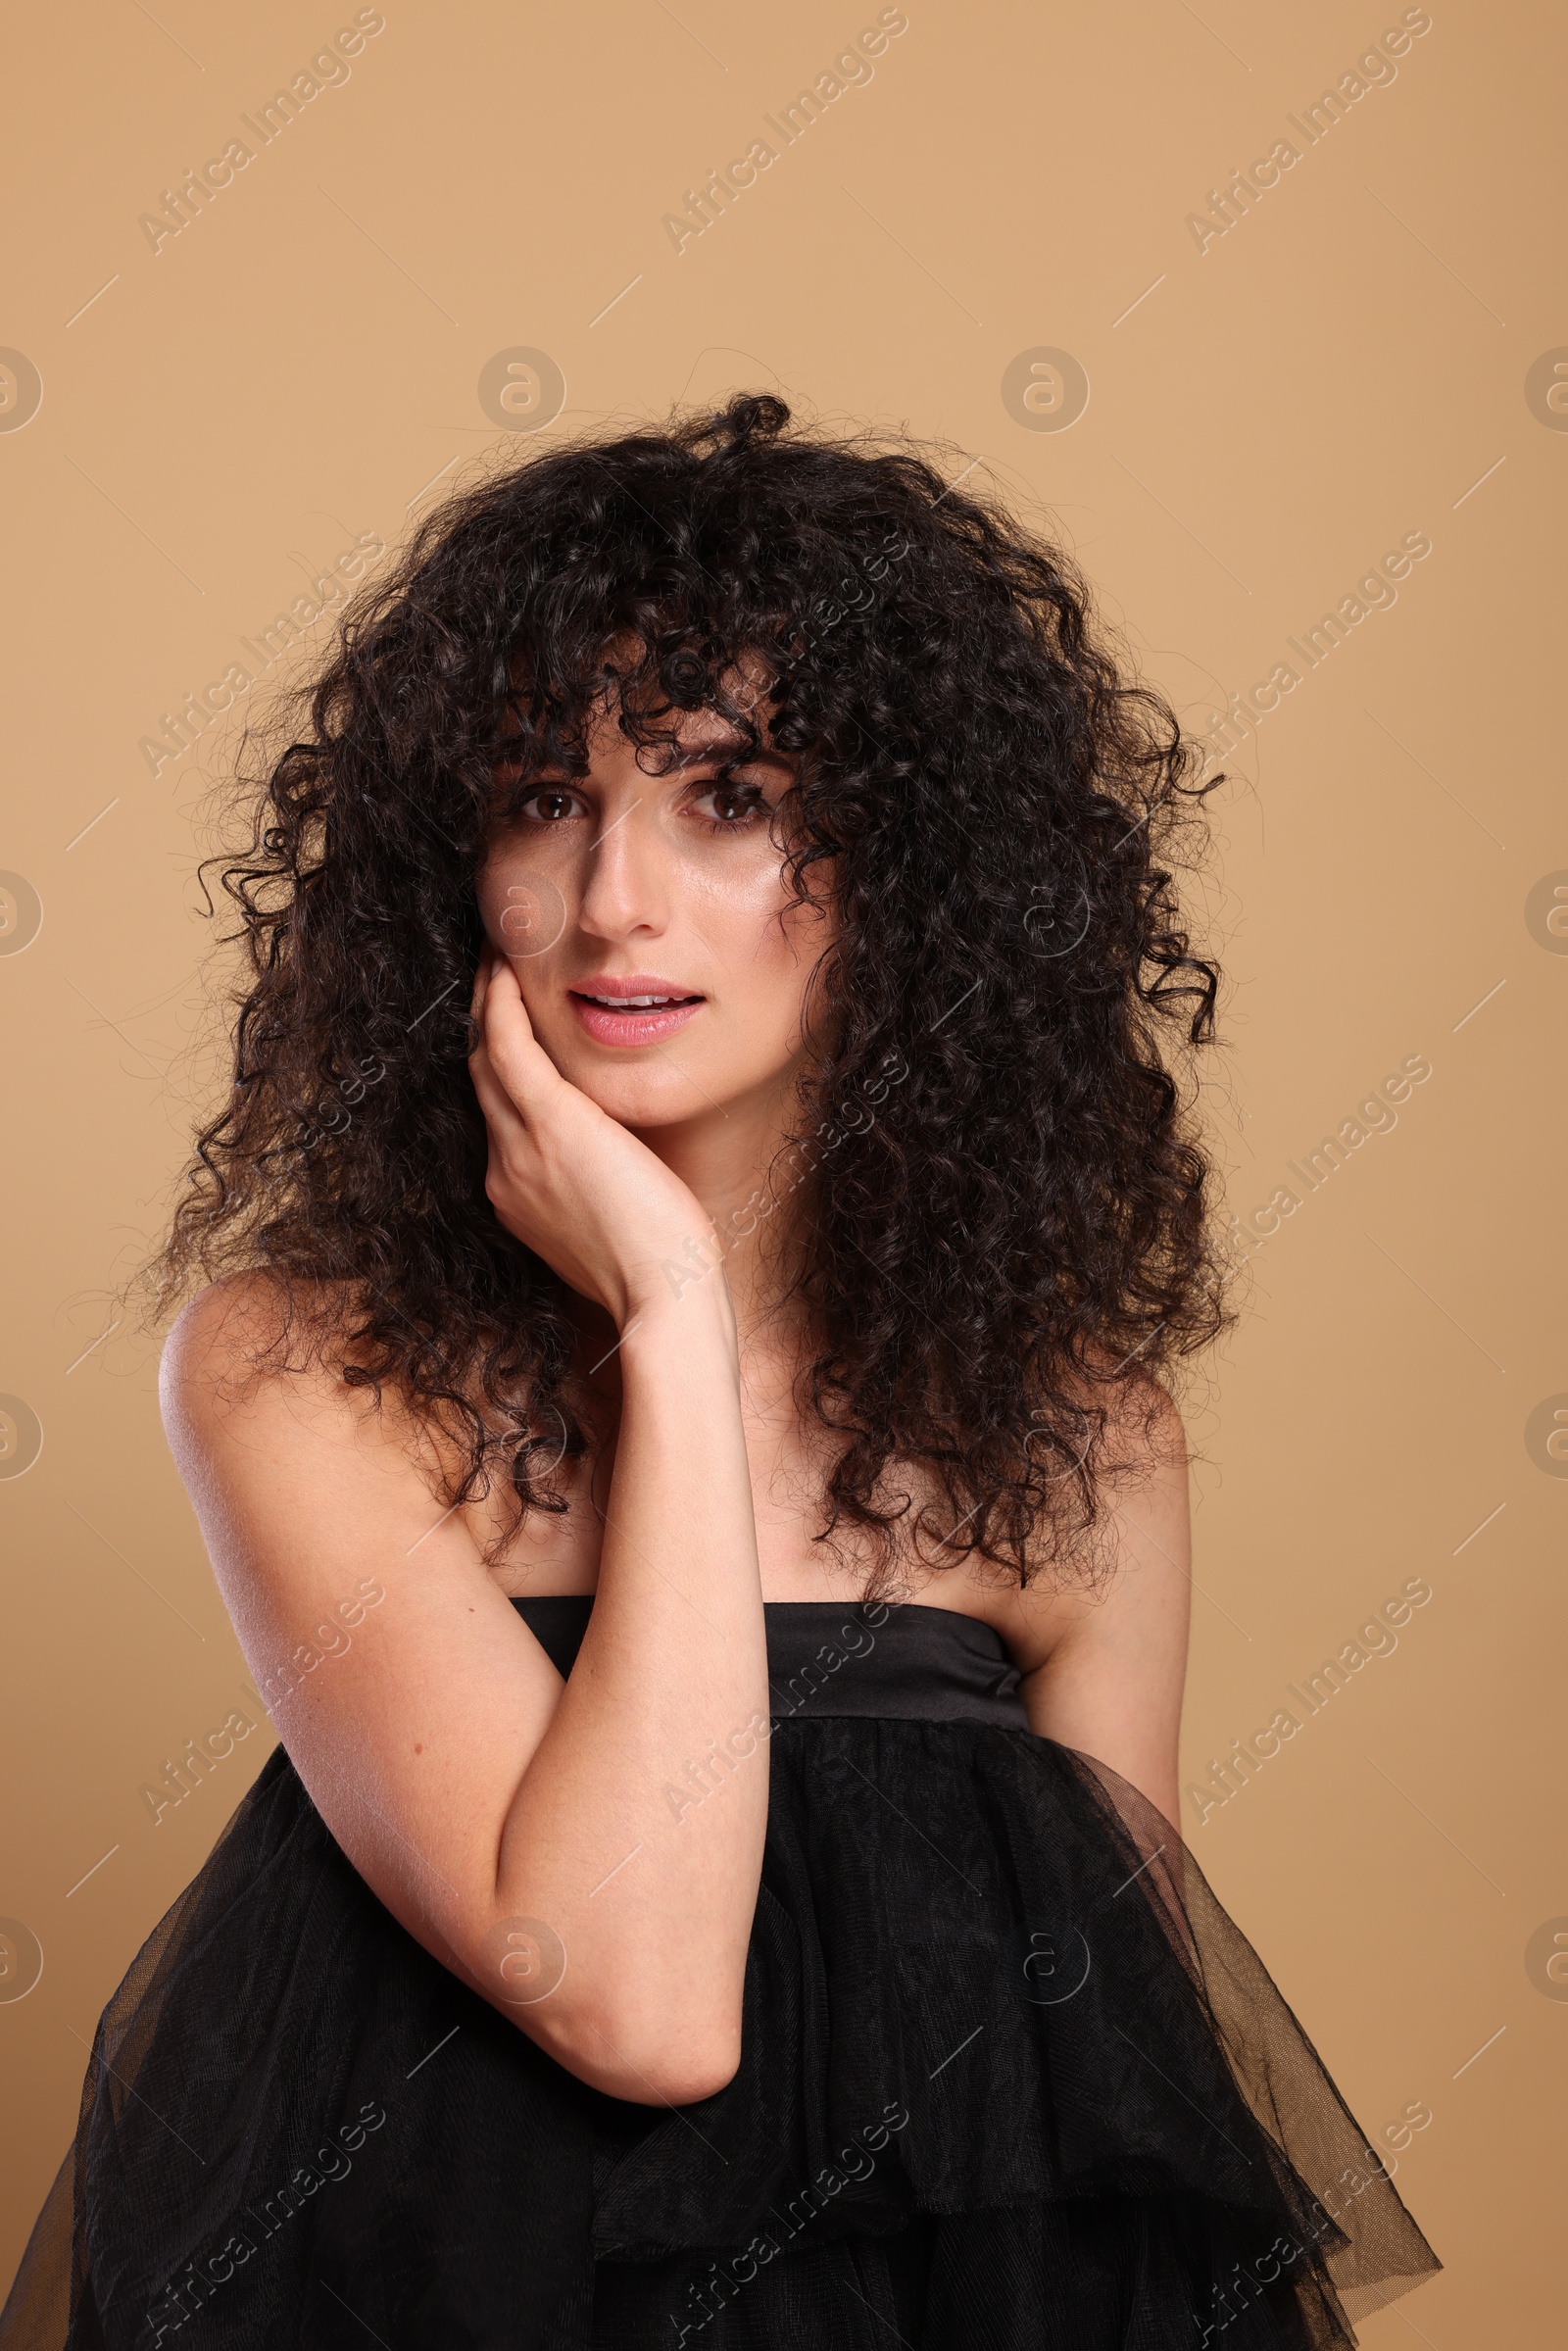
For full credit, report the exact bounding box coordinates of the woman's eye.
[693,782,767,827]
[519,788,582,822]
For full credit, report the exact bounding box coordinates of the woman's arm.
[160,961,770,2108]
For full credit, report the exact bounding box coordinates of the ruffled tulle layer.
[1,1718,1438,2349]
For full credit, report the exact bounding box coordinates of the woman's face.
[476,682,836,1138]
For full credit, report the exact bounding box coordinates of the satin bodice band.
[511,1594,1030,1730]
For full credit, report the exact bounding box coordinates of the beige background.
[2,0,1563,2335]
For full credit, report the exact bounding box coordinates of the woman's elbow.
[514,1992,743,2107]
[455,1908,748,2103]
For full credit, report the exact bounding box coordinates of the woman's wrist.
[618,1253,739,1359]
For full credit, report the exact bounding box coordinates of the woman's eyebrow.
[658,731,750,767]
[669,734,790,772]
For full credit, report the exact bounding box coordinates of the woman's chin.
[554,1055,729,1133]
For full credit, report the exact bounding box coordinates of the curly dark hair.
[143,391,1228,1590]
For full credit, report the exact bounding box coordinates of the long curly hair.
[144,392,1228,1590]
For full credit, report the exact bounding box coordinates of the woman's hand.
[467,951,719,1330]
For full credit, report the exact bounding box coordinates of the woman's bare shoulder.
[160,1274,590,1592]
[163,1268,310,1383]
[159,1272,445,1491]
[898,1374,1192,1670]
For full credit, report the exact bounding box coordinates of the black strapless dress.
[1,1598,1439,2349]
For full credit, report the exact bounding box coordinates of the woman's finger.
[480,955,562,1117]
[467,1029,527,1137]
[466,954,521,1130]
[467,959,535,1135]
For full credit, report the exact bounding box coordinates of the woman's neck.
[617,1055,819,1341]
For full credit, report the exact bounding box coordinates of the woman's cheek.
[476,863,569,963]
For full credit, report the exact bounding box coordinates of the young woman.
[3,395,1438,2348]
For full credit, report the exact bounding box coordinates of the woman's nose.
[576,800,670,939]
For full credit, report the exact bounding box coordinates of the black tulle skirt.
[1,1602,1439,2349]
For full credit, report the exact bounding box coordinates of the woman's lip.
[569,974,701,1000]
[568,995,706,1048]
